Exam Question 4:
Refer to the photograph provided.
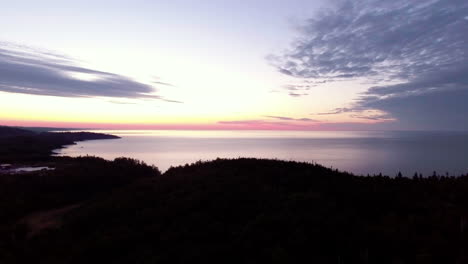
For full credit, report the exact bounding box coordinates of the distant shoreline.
[0,126,120,163]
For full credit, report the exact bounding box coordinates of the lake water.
[55,130,468,176]
[12,167,54,173]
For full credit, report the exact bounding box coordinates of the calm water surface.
[55,130,468,176]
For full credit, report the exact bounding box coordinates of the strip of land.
[0,125,119,163]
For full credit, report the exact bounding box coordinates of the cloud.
[282,84,313,91]
[273,0,468,80]
[107,100,137,105]
[316,108,353,115]
[152,81,174,87]
[218,120,296,128]
[218,116,321,130]
[288,92,308,97]
[358,88,468,130]
[218,119,316,130]
[349,113,393,121]
[0,42,178,101]
[161,98,184,104]
[219,120,269,125]
[264,115,318,122]
[273,0,468,129]
[217,118,399,131]
[281,83,315,97]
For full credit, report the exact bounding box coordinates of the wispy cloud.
[161,98,183,104]
[0,42,179,102]
[349,113,393,121]
[219,120,270,125]
[218,119,312,130]
[264,115,318,122]
[281,83,315,97]
[288,92,307,97]
[273,0,468,129]
[217,118,396,131]
[152,78,174,87]
[315,107,393,122]
[107,100,138,105]
[153,81,174,87]
[316,108,353,115]
[218,116,321,130]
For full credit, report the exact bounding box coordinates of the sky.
[1,0,467,130]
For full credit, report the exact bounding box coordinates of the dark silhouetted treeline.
[0,126,119,162]
[2,158,468,263]
[0,156,160,261]
[0,126,36,137]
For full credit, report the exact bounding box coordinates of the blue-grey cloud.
[273,0,468,129]
[0,43,177,101]
[359,87,468,130]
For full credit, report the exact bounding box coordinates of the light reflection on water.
[55,130,468,176]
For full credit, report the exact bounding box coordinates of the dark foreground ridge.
[1,153,468,263]
[0,126,119,162]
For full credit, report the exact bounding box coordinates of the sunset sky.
[1,0,467,130]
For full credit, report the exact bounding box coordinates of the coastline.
[0,126,120,164]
